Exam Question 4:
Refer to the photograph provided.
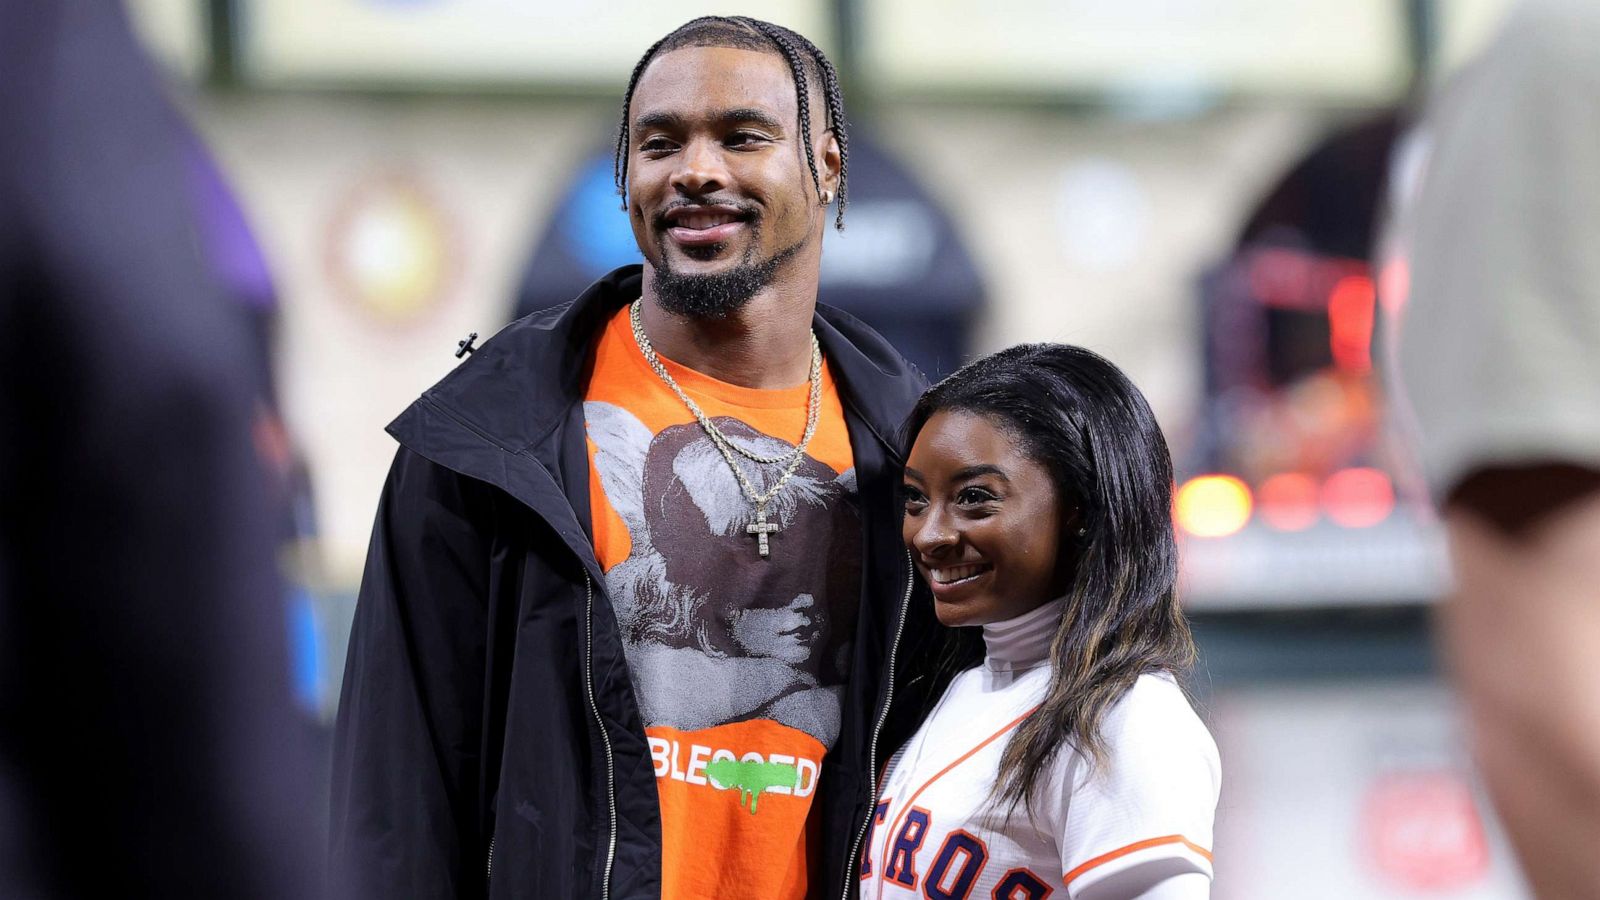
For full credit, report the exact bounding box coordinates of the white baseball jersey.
[859,600,1220,900]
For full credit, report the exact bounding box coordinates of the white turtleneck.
[862,600,1220,900]
[981,596,1066,673]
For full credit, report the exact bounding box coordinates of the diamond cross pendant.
[746,506,780,558]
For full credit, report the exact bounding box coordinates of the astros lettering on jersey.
[860,600,1220,900]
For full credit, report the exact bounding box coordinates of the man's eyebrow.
[633,110,684,132]
[716,107,785,131]
[632,107,786,133]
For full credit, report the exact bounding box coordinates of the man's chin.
[649,234,802,321]
[653,260,764,320]
[665,244,734,270]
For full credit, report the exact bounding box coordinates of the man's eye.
[726,131,770,148]
[639,138,676,154]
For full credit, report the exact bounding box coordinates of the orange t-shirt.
[583,304,861,899]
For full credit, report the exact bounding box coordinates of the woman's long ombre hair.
[905,343,1196,814]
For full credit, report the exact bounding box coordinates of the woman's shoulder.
[1043,673,1220,896]
[1099,673,1219,775]
[1108,673,1211,734]
[1075,669,1222,800]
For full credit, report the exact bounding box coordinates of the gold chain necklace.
[629,298,822,558]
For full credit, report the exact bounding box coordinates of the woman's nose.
[910,509,958,558]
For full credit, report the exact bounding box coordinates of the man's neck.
[636,274,820,391]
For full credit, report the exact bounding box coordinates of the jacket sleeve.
[331,445,496,899]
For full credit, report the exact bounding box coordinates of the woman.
[859,344,1220,900]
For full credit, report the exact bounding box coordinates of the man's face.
[624,46,833,316]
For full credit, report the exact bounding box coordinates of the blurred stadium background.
[123,1,1527,896]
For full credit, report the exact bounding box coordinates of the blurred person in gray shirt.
[1392,0,1600,895]
[0,1,319,895]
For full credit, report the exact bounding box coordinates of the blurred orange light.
[1175,475,1253,538]
[1258,472,1320,531]
[1322,467,1395,528]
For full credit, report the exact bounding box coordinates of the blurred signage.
[1364,770,1491,892]
[323,169,459,327]
[1180,513,1448,610]
[863,0,1407,101]
[240,0,832,87]
[123,0,209,79]
[1211,681,1526,899]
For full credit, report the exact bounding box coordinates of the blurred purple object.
[0,1,321,897]
[185,136,278,313]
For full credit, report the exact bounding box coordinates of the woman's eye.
[957,487,999,505]
[900,486,927,509]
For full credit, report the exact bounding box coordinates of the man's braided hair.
[613,16,849,230]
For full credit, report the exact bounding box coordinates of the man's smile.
[663,204,752,248]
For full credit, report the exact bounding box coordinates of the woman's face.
[902,410,1066,627]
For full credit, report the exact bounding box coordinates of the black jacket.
[330,267,949,899]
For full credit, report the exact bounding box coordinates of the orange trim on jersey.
[874,705,1040,900]
[1062,835,1213,886]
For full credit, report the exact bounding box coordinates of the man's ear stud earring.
[821,189,834,205]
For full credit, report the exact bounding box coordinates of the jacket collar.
[394,264,924,471]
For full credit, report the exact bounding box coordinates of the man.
[0,0,319,895]
[331,16,945,899]
[1392,1,1600,896]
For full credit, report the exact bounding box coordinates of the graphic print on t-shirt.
[587,403,860,744]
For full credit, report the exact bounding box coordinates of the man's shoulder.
[389,267,641,450]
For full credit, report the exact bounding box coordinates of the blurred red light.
[1176,475,1253,538]
[1329,274,1376,373]
[1258,472,1320,531]
[1322,467,1394,528]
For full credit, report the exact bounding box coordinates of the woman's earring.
[1075,525,1088,537]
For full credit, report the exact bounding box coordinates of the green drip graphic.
[704,759,799,815]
